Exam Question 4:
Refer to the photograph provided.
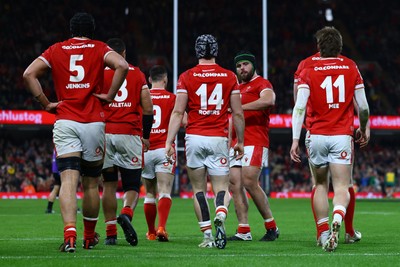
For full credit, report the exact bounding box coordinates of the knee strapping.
[216,191,226,207]
[102,166,118,182]
[57,157,81,173]
[81,164,102,177]
[195,192,210,221]
[120,168,141,193]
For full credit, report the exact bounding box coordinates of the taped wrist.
[142,114,154,139]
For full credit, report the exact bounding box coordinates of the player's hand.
[45,101,61,114]
[93,93,114,103]
[290,140,301,163]
[165,144,175,164]
[355,127,370,149]
[141,138,150,152]
[233,142,244,160]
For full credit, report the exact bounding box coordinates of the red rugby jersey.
[40,37,112,122]
[177,63,239,137]
[231,75,274,148]
[149,88,176,149]
[297,56,364,135]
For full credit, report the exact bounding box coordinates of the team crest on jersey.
[132,157,139,163]
[95,146,102,156]
[220,158,227,165]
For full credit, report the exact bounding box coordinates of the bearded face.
[236,61,255,83]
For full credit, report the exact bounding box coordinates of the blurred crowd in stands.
[1,0,399,194]
[267,142,400,197]
[0,137,53,193]
[1,136,399,196]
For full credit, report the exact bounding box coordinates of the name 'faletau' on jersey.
[177,63,239,137]
[297,56,364,135]
[103,64,148,135]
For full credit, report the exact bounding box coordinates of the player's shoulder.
[58,38,109,50]
[298,53,320,67]
[80,38,108,49]
[305,54,321,65]
[256,76,273,87]
[191,63,235,76]
[127,63,144,73]
[164,89,176,99]
[150,88,176,101]
[164,89,176,96]
[338,55,358,66]
[262,80,273,91]
[243,76,273,91]
[156,88,174,94]
[48,38,72,50]
[214,64,236,77]
[179,67,193,79]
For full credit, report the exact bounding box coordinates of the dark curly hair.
[70,12,95,38]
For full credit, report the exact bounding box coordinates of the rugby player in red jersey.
[101,38,153,247]
[23,12,128,252]
[291,26,370,252]
[228,51,279,242]
[165,34,245,249]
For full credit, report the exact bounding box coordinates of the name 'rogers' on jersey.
[176,63,239,137]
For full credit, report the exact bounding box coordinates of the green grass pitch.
[0,198,399,267]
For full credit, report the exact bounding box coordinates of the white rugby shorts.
[185,134,229,176]
[103,134,142,169]
[142,148,175,179]
[53,119,105,161]
[229,145,268,169]
[305,132,353,167]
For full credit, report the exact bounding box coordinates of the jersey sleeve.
[296,68,311,90]
[354,65,365,90]
[176,72,188,94]
[39,44,58,68]
[294,59,306,83]
[230,72,240,95]
[259,79,274,95]
[139,70,149,90]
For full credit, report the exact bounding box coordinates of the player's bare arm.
[94,51,128,102]
[181,112,188,128]
[230,93,245,159]
[354,88,370,148]
[242,89,275,111]
[165,93,187,161]
[23,58,60,114]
